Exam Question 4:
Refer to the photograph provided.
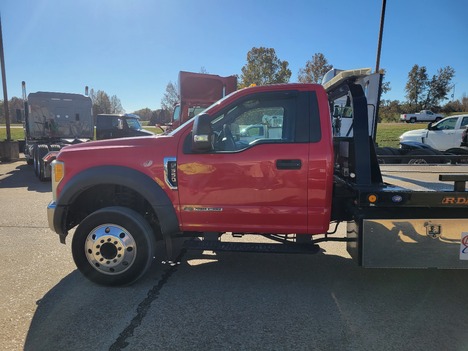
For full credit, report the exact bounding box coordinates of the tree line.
[1,47,464,124]
[160,47,462,122]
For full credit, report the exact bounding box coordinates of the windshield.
[126,118,142,130]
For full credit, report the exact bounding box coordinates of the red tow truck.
[169,71,237,129]
[47,68,468,286]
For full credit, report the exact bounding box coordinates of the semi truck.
[22,83,94,181]
[47,68,468,286]
[95,113,153,140]
[169,71,237,129]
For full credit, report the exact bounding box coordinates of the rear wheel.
[409,117,417,123]
[445,148,468,164]
[406,149,439,164]
[72,206,156,286]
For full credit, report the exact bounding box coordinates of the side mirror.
[427,122,433,130]
[192,113,213,152]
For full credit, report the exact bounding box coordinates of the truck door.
[176,90,332,234]
[427,117,460,150]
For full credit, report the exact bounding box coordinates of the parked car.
[399,114,468,151]
[400,110,443,123]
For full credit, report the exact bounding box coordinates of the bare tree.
[110,95,124,114]
[161,81,180,114]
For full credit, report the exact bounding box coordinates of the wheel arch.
[55,165,179,241]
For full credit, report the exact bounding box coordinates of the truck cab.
[95,113,154,140]
[169,71,238,129]
[23,89,94,180]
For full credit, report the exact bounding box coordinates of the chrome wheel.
[85,224,137,275]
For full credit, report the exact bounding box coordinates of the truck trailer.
[46,68,468,286]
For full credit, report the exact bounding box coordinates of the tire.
[445,148,468,164]
[435,117,442,122]
[409,117,416,123]
[37,145,50,181]
[405,149,439,164]
[72,206,156,286]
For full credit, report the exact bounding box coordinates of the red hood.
[61,135,164,151]
[56,134,178,173]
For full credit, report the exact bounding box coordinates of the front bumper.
[47,201,68,243]
[47,201,57,232]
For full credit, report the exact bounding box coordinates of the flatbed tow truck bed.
[380,164,468,192]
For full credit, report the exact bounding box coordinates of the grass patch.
[375,122,425,148]
[1,122,426,148]
[0,125,25,141]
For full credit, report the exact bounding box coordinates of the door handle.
[276,159,302,170]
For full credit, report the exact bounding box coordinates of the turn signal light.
[54,162,64,183]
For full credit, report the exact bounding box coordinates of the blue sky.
[1,0,467,113]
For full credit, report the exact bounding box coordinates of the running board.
[184,239,321,254]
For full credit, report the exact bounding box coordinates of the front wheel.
[72,206,156,286]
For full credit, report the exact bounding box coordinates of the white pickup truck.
[399,114,468,151]
[400,110,444,123]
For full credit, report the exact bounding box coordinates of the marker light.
[368,194,378,203]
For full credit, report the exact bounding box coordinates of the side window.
[460,117,468,128]
[434,118,456,130]
[210,95,295,152]
[173,105,181,122]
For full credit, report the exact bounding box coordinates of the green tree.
[0,97,24,123]
[133,108,153,121]
[405,64,428,107]
[150,109,171,125]
[297,53,332,84]
[405,64,455,109]
[463,94,468,112]
[160,81,180,114]
[405,65,427,107]
[239,47,291,87]
[424,66,455,108]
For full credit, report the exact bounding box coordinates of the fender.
[53,166,179,240]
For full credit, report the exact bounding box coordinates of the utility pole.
[375,0,387,73]
[0,15,11,141]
